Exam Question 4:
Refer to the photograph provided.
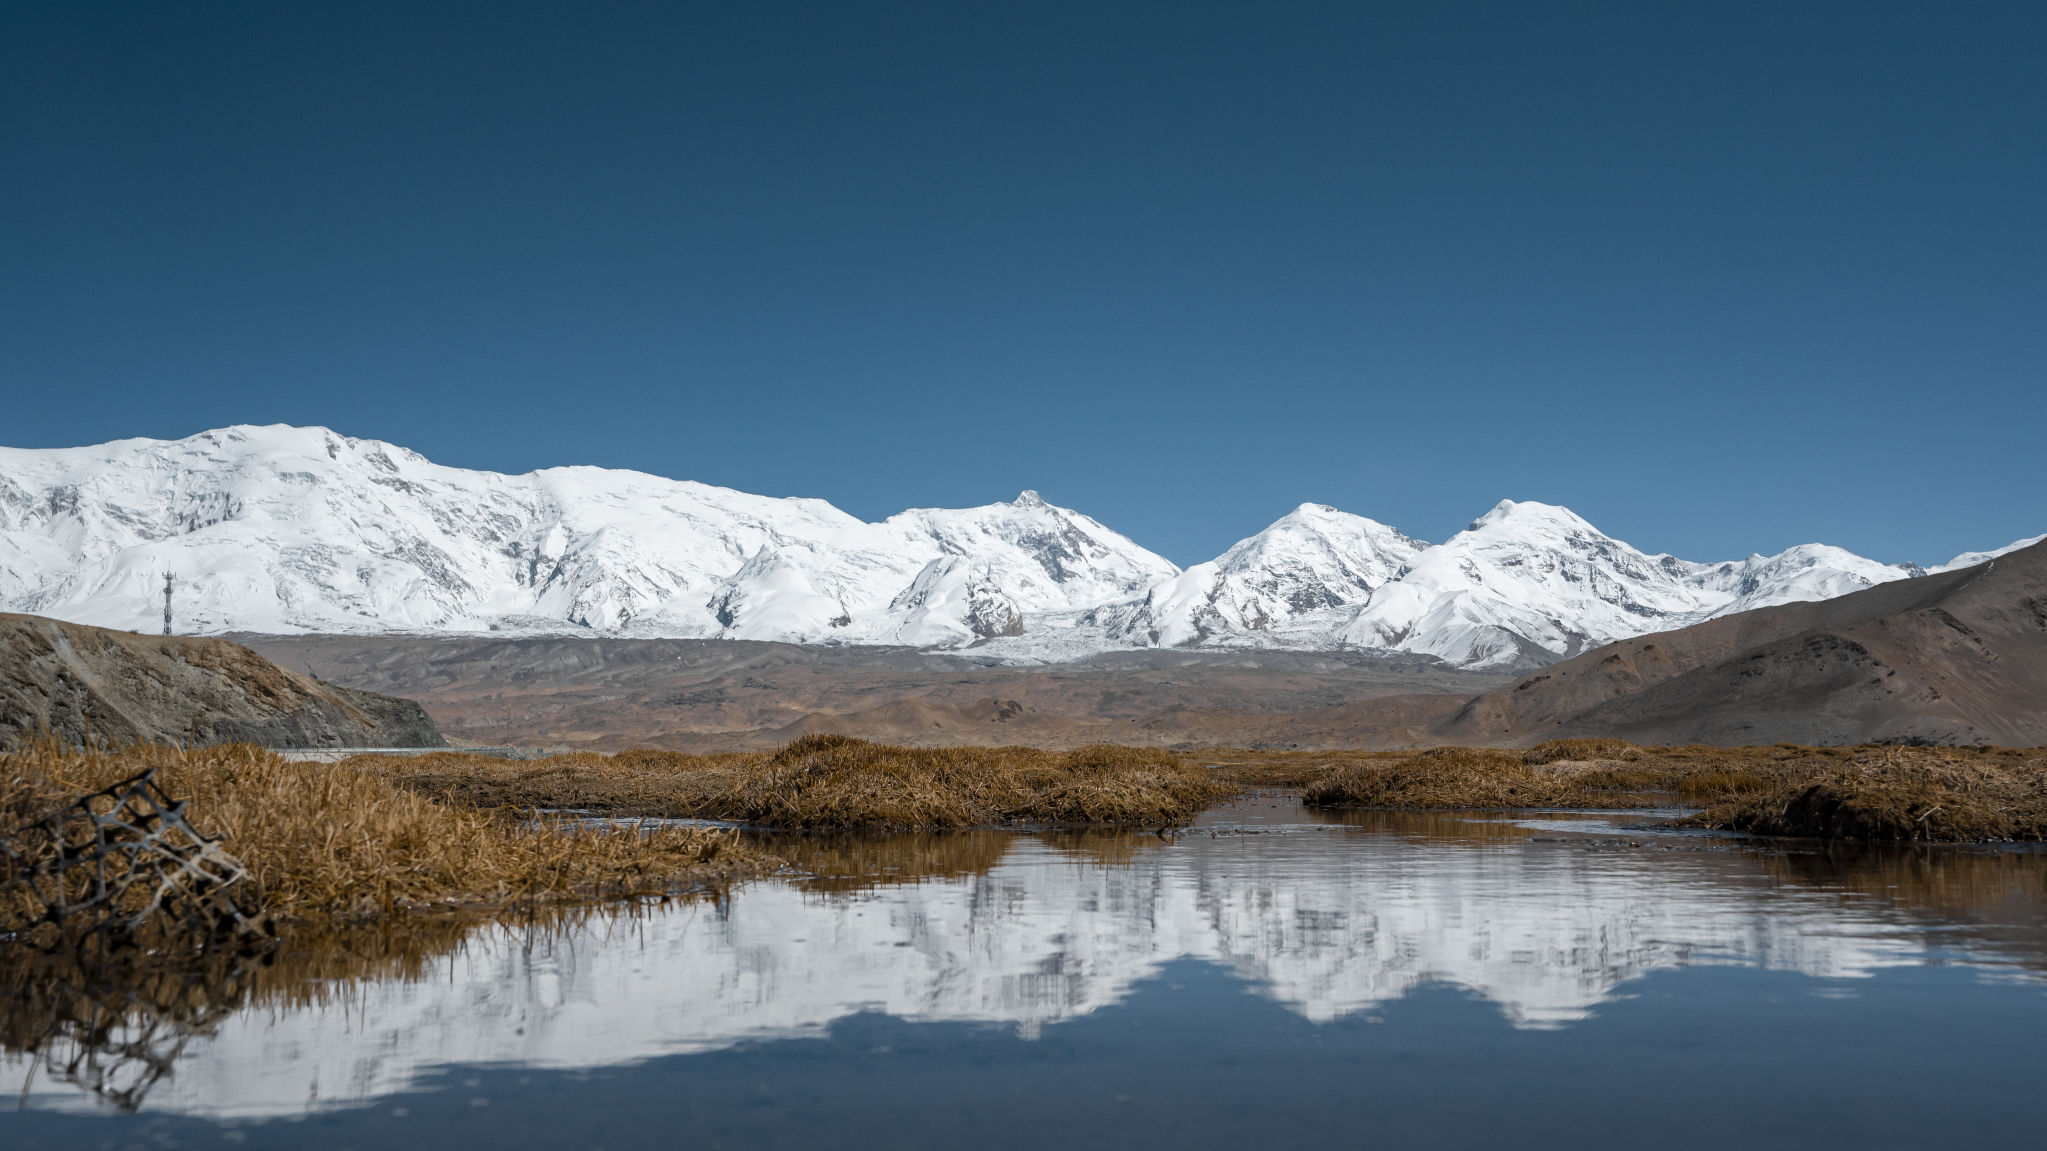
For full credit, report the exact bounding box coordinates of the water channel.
[5,794,2045,1148]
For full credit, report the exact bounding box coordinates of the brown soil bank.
[1294,740,2047,843]
[0,612,443,750]
[374,734,1233,830]
[1433,539,2047,748]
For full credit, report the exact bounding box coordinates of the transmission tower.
[163,572,174,636]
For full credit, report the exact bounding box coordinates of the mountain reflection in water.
[4,796,2044,1120]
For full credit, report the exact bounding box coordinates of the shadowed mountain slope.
[0,613,445,749]
[1432,540,2047,747]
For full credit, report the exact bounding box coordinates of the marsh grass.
[1299,745,1665,810]
[381,734,1232,830]
[1685,748,2047,842]
[1295,740,2047,842]
[1,741,770,934]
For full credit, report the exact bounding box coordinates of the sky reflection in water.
[4,796,2045,1148]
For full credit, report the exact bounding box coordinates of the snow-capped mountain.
[1332,501,1931,667]
[0,426,1174,646]
[1085,503,1425,647]
[0,426,2032,669]
[1932,533,2046,573]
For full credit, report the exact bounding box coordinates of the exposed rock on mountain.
[888,559,1025,645]
[0,612,444,749]
[1432,539,2047,747]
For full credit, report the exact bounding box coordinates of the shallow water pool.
[5,794,2045,1148]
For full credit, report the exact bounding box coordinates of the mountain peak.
[1013,490,1046,508]
[1466,499,1597,536]
[1468,499,1520,531]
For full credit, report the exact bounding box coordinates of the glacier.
[0,424,2033,670]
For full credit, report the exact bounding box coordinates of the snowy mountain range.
[0,425,2036,669]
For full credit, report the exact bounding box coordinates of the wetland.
[5,788,2046,1149]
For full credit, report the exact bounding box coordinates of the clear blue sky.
[3,1,2042,566]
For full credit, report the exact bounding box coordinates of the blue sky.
[3,1,2042,566]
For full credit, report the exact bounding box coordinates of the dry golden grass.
[373,747,754,815]
[1295,740,2047,841]
[382,734,1232,830]
[1686,748,2047,842]
[1299,744,1667,810]
[1193,750,1395,788]
[1,741,770,933]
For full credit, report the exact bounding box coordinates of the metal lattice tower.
[162,572,173,636]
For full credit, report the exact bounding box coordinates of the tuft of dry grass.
[381,734,1233,830]
[2,741,770,932]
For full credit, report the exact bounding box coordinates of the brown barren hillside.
[0,612,444,749]
[1432,539,2047,747]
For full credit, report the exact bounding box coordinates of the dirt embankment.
[0,612,444,749]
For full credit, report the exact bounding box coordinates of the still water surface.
[5,794,2046,1148]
